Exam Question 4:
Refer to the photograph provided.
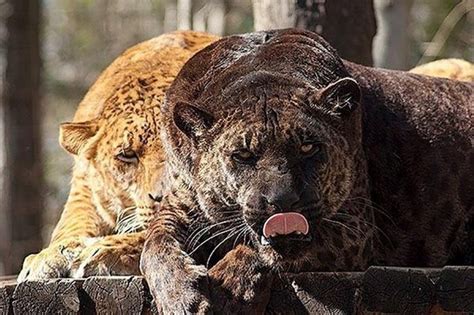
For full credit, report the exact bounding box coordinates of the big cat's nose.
[263,189,300,211]
[148,193,163,203]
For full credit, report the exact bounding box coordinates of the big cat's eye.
[300,142,321,156]
[116,150,139,164]
[231,150,258,165]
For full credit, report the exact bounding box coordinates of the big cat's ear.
[59,120,99,155]
[173,102,214,142]
[309,77,361,117]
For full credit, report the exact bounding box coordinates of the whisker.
[116,212,137,226]
[241,224,255,247]
[217,209,241,215]
[332,214,373,236]
[232,226,248,249]
[186,216,243,248]
[119,205,138,212]
[347,197,396,225]
[187,216,241,241]
[206,226,244,268]
[115,205,155,234]
[117,205,137,216]
[332,212,395,249]
[322,218,362,237]
[119,212,137,222]
[188,223,244,256]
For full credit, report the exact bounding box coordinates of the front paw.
[70,237,142,278]
[142,250,211,314]
[208,245,273,314]
[158,264,211,314]
[18,238,85,282]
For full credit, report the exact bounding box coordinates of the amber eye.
[231,150,258,165]
[116,150,139,164]
[300,142,321,156]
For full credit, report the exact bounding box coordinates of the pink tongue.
[263,212,309,238]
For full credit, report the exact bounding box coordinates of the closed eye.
[116,150,139,164]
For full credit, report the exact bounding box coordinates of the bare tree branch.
[418,0,473,66]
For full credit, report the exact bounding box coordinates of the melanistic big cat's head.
[162,29,363,264]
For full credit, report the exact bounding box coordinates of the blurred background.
[0,0,472,276]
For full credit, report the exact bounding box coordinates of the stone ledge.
[0,266,472,314]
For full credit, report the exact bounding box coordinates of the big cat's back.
[72,31,219,122]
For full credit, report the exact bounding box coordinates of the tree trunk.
[373,0,414,70]
[193,0,226,35]
[252,0,296,30]
[163,0,178,32]
[1,0,43,275]
[177,0,192,30]
[252,0,377,66]
[207,0,226,35]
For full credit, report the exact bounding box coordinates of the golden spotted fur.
[410,58,474,82]
[18,31,218,281]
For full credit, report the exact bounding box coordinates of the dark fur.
[141,29,473,313]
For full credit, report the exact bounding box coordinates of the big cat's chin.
[254,232,314,267]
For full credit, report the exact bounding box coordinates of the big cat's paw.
[70,238,142,278]
[208,245,273,314]
[18,238,85,282]
[148,262,212,314]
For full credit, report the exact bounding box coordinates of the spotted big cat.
[19,31,218,281]
[140,29,473,313]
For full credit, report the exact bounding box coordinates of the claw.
[260,235,270,246]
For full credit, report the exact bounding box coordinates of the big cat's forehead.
[220,107,326,148]
[239,104,321,131]
[100,115,160,147]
